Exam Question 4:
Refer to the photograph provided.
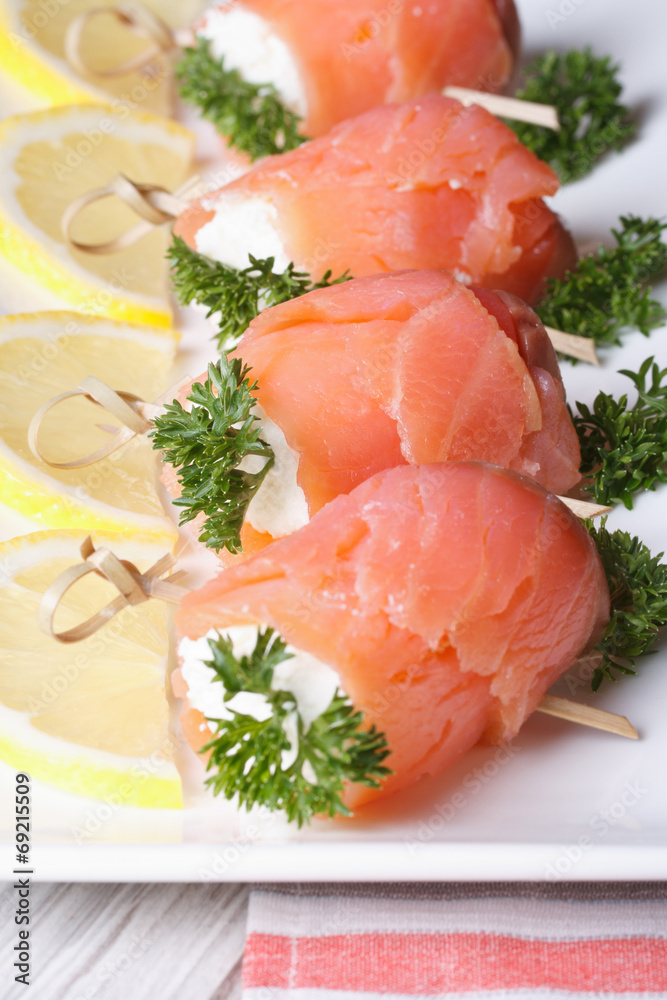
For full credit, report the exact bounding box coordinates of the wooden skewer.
[558,497,612,519]
[545,327,600,366]
[28,375,191,470]
[29,383,616,522]
[65,6,194,78]
[39,546,639,741]
[60,177,602,371]
[442,86,560,130]
[537,695,638,740]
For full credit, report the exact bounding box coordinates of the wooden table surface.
[0,883,250,1000]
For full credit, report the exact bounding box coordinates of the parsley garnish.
[510,48,635,182]
[168,236,351,351]
[150,358,273,553]
[176,37,307,161]
[588,520,667,691]
[573,357,667,509]
[537,216,667,349]
[201,628,392,825]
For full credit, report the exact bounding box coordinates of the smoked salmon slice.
[176,462,610,808]
[175,95,576,304]
[197,0,519,138]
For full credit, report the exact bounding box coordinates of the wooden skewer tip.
[537,695,639,740]
[442,86,560,131]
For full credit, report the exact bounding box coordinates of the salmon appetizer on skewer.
[192,0,520,139]
[174,462,609,816]
[175,95,575,305]
[157,270,581,560]
[234,272,581,508]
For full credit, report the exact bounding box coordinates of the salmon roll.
[175,462,609,810]
[175,96,575,304]
[194,0,520,138]
[162,271,581,558]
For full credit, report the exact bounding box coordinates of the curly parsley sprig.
[510,48,635,183]
[176,37,307,160]
[168,237,351,351]
[588,520,667,691]
[573,357,667,509]
[150,358,273,553]
[538,216,667,350]
[201,629,392,826]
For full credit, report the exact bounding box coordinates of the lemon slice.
[0,529,181,808]
[0,311,178,539]
[0,105,194,326]
[0,0,207,116]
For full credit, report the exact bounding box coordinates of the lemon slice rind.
[0,105,195,327]
[0,0,208,115]
[0,703,182,809]
[0,3,100,108]
[0,529,182,809]
[0,311,179,540]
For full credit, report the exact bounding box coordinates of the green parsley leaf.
[150,357,274,553]
[510,48,635,183]
[573,357,667,509]
[168,236,351,351]
[537,216,667,349]
[588,519,667,690]
[201,628,392,826]
[176,37,307,161]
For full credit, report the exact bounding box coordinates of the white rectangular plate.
[0,0,666,882]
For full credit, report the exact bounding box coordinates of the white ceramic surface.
[0,0,666,881]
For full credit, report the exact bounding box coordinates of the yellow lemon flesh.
[0,529,182,808]
[0,105,194,326]
[0,311,178,539]
[0,0,207,115]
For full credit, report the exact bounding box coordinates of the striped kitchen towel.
[242,883,667,999]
